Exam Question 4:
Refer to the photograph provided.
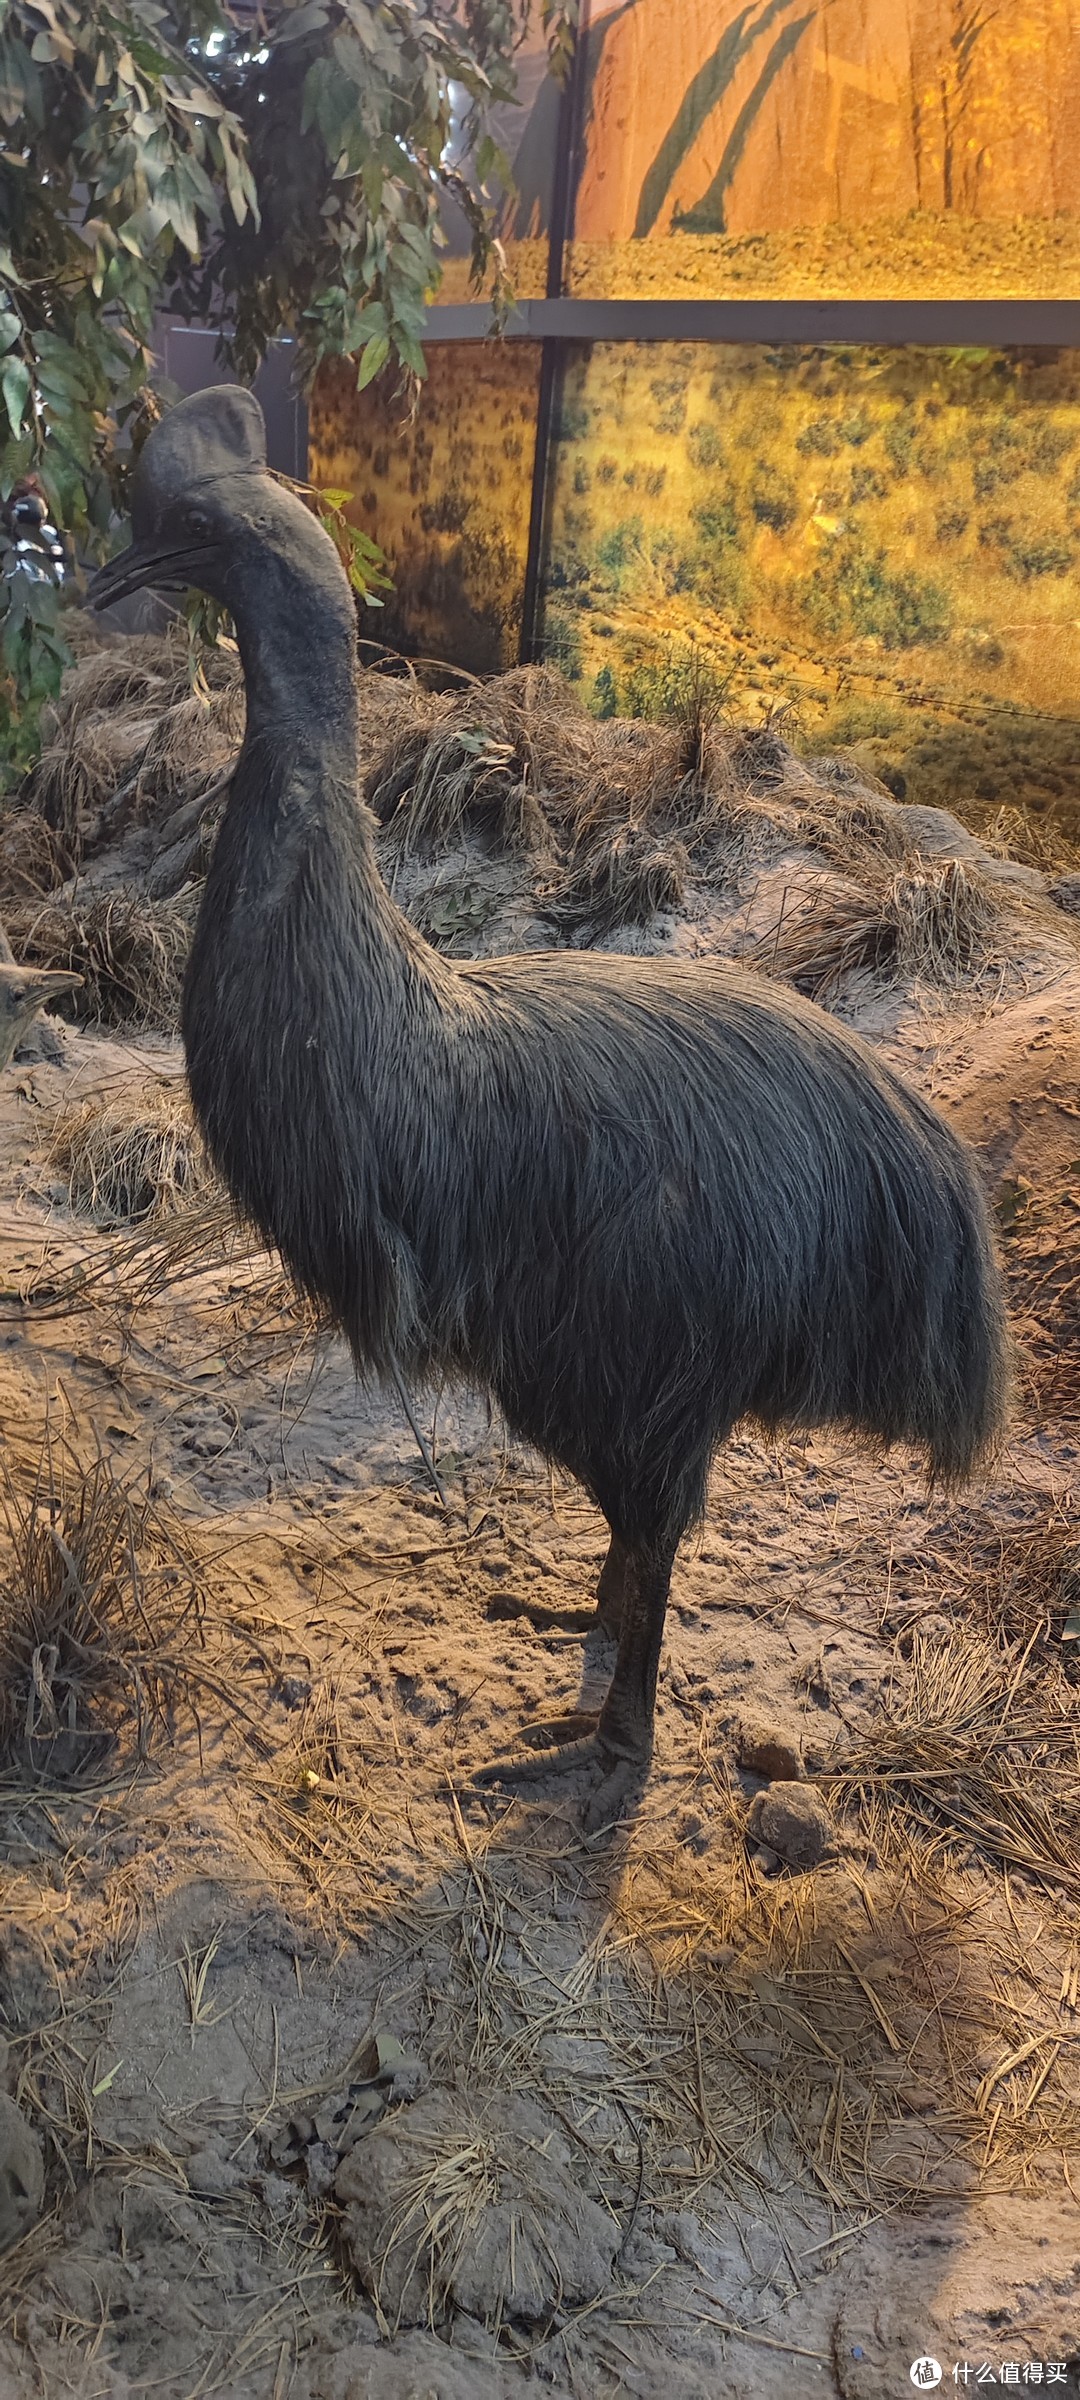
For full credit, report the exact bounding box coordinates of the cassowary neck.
[182,519,455,1372]
[231,549,360,768]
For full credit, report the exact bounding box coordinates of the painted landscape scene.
[540,341,1080,836]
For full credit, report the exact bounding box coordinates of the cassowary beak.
[23,970,83,1005]
[0,965,83,1071]
[88,541,215,611]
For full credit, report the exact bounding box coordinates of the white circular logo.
[910,2366,943,2391]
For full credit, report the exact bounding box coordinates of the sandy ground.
[0,772,1078,2395]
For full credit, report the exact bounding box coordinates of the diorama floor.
[0,991,1075,2399]
[0,635,1079,2396]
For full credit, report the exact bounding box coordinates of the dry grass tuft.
[24,628,244,859]
[969,1513,1080,1658]
[367,667,579,856]
[0,1435,209,1787]
[6,888,196,1029]
[796,790,913,874]
[970,800,1080,879]
[366,664,753,907]
[833,1623,1080,1901]
[550,827,690,933]
[765,856,1004,1000]
[47,1087,211,1226]
[0,810,73,904]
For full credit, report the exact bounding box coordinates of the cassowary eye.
[187,506,213,539]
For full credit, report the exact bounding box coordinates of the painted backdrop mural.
[310,345,542,674]
[550,0,1080,298]
[538,343,1080,824]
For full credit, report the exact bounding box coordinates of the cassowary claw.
[472,1713,649,1834]
[472,1711,602,1783]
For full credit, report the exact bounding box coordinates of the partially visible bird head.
[88,388,337,617]
[0,963,82,1072]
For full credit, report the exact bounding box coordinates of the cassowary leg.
[595,1529,631,1634]
[473,1537,675,1833]
[594,1539,672,1765]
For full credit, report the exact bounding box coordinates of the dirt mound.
[949,1018,1080,1189]
[16,621,1064,988]
[336,2086,620,2330]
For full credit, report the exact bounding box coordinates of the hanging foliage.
[0,0,579,727]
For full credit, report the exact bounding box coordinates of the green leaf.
[1,354,31,438]
[0,429,32,497]
[356,331,389,390]
[222,144,248,229]
[281,3,330,42]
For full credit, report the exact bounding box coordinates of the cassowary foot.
[473,1711,602,1784]
[472,1708,650,1834]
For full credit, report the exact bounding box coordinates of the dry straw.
[25,628,244,857]
[0,1430,209,1788]
[5,888,196,1029]
[47,1085,211,1226]
[21,1189,320,1381]
[832,1622,1080,1901]
[765,856,1004,1000]
[366,666,583,855]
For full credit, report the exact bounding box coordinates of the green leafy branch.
[274,474,393,604]
[0,0,578,729]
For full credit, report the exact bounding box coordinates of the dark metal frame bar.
[423,298,1080,346]
[517,34,592,665]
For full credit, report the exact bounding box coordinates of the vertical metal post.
[518,10,589,665]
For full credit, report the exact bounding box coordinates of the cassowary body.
[91,389,1009,1825]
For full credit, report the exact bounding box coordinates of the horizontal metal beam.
[424,296,1080,346]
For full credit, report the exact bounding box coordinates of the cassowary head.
[0,963,81,1071]
[88,388,344,627]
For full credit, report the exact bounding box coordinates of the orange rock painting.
[562,0,1080,296]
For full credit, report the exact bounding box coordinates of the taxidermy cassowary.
[0,919,79,1072]
[91,389,1009,1828]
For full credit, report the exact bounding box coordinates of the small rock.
[185,2145,245,2198]
[0,2092,44,2250]
[735,1715,804,1782]
[747,1782,833,1871]
[255,2170,297,2217]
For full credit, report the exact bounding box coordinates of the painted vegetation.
[539,341,1080,829]
[310,345,541,674]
